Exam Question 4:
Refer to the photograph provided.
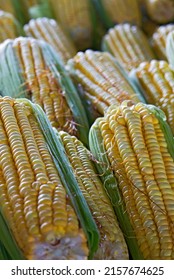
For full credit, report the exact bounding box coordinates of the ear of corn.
[29,0,97,50]
[130,60,174,134]
[0,37,89,146]
[68,50,144,117]
[59,130,129,259]
[89,101,174,259]
[92,0,142,28]
[24,18,76,64]
[0,96,99,260]
[0,10,24,43]
[89,118,143,260]
[151,24,174,60]
[145,0,174,24]
[102,23,155,72]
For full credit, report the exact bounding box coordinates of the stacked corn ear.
[102,23,155,72]
[0,37,89,146]
[145,0,174,24]
[0,10,24,43]
[30,0,96,50]
[68,50,144,119]
[59,131,129,260]
[130,60,174,134]
[151,24,174,59]
[89,101,174,259]
[92,0,142,29]
[0,96,100,260]
[24,18,76,64]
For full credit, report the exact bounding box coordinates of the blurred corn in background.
[102,23,155,72]
[24,18,76,64]
[0,10,24,42]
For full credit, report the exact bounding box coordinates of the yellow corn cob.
[49,0,93,50]
[59,131,129,260]
[103,23,155,72]
[69,50,140,116]
[101,0,141,26]
[24,18,76,64]
[0,10,19,42]
[145,0,174,24]
[135,60,174,133]
[0,0,15,15]
[0,96,88,260]
[12,37,75,135]
[99,101,174,259]
[151,24,174,59]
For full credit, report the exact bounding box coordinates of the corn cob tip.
[28,231,88,260]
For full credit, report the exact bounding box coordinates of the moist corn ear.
[102,23,155,72]
[0,10,23,43]
[24,18,76,64]
[68,50,143,117]
[151,24,174,59]
[59,130,129,260]
[0,37,89,146]
[131,60,174,134]
[89,119,143,260]
[145,0,174,24]
[0,96,97,260]
[90,101,174,259]
[92,0,141,28]
[51,0,96,49]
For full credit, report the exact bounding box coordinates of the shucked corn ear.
[130,60,174,134]
[68,50,144,117]
[145,0,174,24]
[24,18,76,64]
[59,131,129,260]
[151,24,174,60]
[0,96,99,260]
[0,10,23,43]
[30,0,95,50]
[89,101,174,259]
[92,0,141,28]
[102,23,155,72]
[0,37,89,146]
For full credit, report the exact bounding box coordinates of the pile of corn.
[1,0,174,260]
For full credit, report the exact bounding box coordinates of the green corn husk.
[89,118,143,260]
[0,38,89,146]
